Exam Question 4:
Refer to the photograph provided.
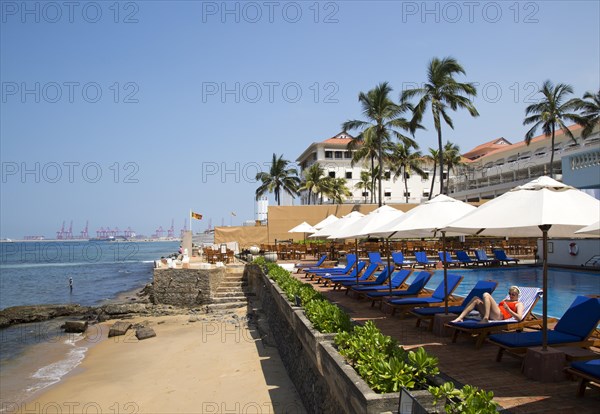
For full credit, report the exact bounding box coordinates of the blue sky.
[1,1,599,238]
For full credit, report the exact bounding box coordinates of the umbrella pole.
[442,231,449,314]
[540,225,551,351]
[388,237,393,297]
[355,238,359,286]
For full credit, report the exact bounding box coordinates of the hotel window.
[362,191,369,197]
[344,151,352,159]
[325,151,333,159]
[403,191,410,197]
[384,170,391,180]
[385,190,392,197]
[422,172,429,181]
[328,171,336,178]
[345,171,353,179]
[423,190,430,197]
[312,153,317,161]
[334,151,343,159]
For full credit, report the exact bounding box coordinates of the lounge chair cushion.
[553,296,600,338]
[571,359,600,379]
[430,274,462,300]
[413,305,465,315]
[488,330,583,347]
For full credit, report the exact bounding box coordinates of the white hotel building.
[295,125,600,205]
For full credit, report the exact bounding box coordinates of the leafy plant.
[304,299,352,333]
[335,321,438,393]
[429,383,499,414]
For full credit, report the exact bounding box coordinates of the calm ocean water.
[0,240,178,409]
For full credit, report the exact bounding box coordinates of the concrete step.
[207,301,247,311]
[214,291,254,298]
[212,296,247,303]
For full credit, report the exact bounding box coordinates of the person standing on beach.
[69,277,73,292]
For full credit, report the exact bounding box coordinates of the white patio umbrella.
[368,195,477,308]
[309,211,365,268]
[327,205,405,287]
[313,214,339,230]
[575,221,600,237]
[288,221,317,242]
[288,221,317,233]
[328,205,404,239]
[309,211,364,238]
[444,176,600,350]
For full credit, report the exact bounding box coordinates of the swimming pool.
[409,266,600,319]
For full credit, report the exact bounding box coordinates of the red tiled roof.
[462,124,584,161]
[462,138,512,160]
[321,137,354,145]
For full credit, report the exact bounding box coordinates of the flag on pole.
[231,212,236,217]
[191,212,203,220]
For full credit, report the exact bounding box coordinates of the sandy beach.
[12,312,305,414]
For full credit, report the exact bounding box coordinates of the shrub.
[335,321,438,393]
[429,383,499,414]
[304,299,352,333]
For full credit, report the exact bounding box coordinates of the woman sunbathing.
[451,286,524,323]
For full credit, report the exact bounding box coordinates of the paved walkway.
[291,269,599,413]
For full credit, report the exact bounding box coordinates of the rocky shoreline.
[0,283,202,329]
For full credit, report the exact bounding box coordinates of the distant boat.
[89,236,115,242]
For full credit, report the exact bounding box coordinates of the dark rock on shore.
[64,320,88,333]
[0,304,93,329]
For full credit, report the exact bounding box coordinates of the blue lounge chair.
[455,250,480,267]
[445,286,544,348]
[392,251,414,267]
[337,265,395,294]
[326,262,380,289]
[295,254,327,271]
[315,261,366,284]
[368,251,383,265]
[566,359,600,397]
[367,271,433,308]
[493,249,520,265]
[474,249,498,266]
[414,251,435,268]
[387,273,464,316]
[488,295,600,361]
[350,268,412,295]
[304,254,356,278]
[437,251,459,267]
[410,280,498,330]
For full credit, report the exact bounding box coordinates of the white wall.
[538,238,600,267]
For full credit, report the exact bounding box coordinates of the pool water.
[404,266,599,319]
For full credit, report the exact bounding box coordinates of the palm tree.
[524,80,590,178]
[424,148,439,200]
[255,153,300,205]
[347,131,389,204]
[576,89,600,138]
[442,141,463,194]
[402,57,478,195]
[389,143,426,203]
[324,177,352,204]
[354,170,373,203]
[299,163,326,205]
[343,82,417,206]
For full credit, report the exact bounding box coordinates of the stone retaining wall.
[244,264,398,414]
[153,267,225,306]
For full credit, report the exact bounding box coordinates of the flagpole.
[190,209,192,235]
